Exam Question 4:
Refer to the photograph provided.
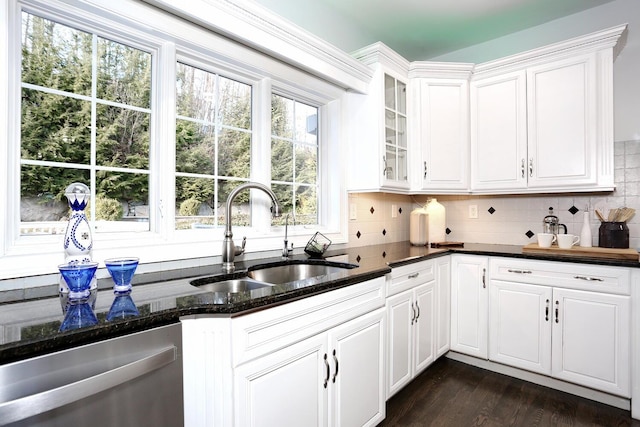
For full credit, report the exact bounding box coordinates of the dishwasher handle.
[0,345,176,425]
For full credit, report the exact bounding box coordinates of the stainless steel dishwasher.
[0,323,183,427]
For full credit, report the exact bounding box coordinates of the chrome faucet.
[221,182,280,273]
[282,214,293,259]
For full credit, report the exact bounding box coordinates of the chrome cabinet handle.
[521,159,525,178]
[323,353,330,388]
[332,349,339,383]
[410,302,416,325]
[424,161,427,179]
[529,158,533,177]
[545,299,549,321]
[415,301,420,323]
[508,269,532,274]
[408,272,419,279]
[555,300,559,323]
[0,346,176,425]
[573,276,604,282]
[482,268,486,288]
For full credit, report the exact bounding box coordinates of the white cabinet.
[234,308,386,427]
[182,277,386,427]
[470,70,527,191]
[489,258,631,397]
[470,25,625,193]
[435,256,451,358]
[349,43,411,192]
[410,64,473,192]
[386,282,434,397]
[450,255,488,359]
[385,256,451,398]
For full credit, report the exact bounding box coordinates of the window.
[175,63,252,230]
[20,11,152,235]
[3,0,349,280]
[271,94,318,225]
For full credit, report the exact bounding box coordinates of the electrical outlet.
[391,204,397,218]
[469,204,478,219]
[349,203,357,220]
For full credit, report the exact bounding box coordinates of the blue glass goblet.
[105,258,140,321]
[59,262,99,332]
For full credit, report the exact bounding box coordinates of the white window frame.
[0,0,350,281]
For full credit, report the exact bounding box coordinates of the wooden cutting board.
[522,243,639,261]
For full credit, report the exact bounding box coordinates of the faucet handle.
[234,236,247,256]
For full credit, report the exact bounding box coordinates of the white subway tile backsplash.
[349,139,640,250]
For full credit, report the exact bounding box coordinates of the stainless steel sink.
[190,277,273,293]
[247,262,357,284]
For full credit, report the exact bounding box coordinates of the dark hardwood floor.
[379,357,640,427]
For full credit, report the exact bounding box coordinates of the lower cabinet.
[386,281,435,397]
[489,258,631,397]
[234,308,386,427]
[450,254,488,359]
[385,256,450,398]
[181,276,386,427]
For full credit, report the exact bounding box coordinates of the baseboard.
[445,351,630,411]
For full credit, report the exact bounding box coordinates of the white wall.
[429,0,640,141]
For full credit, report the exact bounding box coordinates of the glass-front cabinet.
[347,42,411,192]
[383,74,408,183]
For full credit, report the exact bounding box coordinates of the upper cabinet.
[348,43,412,192]
[410,63,474,193]
[470,25,626,194]
[347,25,626,195]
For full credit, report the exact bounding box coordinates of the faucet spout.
[222,182,280,273]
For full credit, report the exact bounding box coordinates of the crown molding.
[474,23,628,77]
[408,61,474,80]
[142,0,373,93]
[351,41,411,78]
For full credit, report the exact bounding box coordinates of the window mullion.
[250,78,273,233]
[156,41,177,238]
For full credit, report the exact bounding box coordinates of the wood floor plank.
[379,357,640,427]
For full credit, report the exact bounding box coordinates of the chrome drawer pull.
[508,269,532,274]
[573,276,604,282]
[408,272,419,279]
[323,353,330,388]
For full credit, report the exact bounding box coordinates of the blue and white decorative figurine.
[60,182,96,313]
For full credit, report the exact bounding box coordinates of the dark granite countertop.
[1,241,637,365]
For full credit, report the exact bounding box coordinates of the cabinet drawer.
[490,257,630,295]
[230,277,385,365]
[387,260,435,296]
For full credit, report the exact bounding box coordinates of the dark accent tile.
[569,206,579,215]
[488,207,496,214]
[382,229,387,236]
[382,251,386,258]
[370,206,375,214]
[356,231,361,239]
[356,255,361,263]
[526,230,535,238]
[446,228,451,235]
[398,207,402,214]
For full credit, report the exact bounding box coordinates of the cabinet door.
[435,256,451,358]
[470,70,527,191]
[489,280,552,375]
[527,53,597,188]
[234,334,328,427]
[383,73,409,188]
[385,290,413,398]
[552,288,630,397]
[413,281,436,374]
[329,308,385,427]
[419,79,469,190]
[450,255,488,359]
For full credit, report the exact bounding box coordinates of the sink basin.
[190,277,273,293]
[248,261,357,284]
